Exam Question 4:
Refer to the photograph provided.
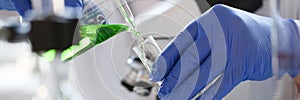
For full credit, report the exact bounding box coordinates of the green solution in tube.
[61,24,129,61]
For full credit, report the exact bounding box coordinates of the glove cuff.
[278,19,300,77]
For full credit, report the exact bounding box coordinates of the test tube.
[133,36,225,99]
[133,36,162,72]
[113,0,137,33]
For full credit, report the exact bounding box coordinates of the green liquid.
[62,0,147,65]
[61,24,129,61]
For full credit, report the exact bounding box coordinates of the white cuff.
[295,20,300,34]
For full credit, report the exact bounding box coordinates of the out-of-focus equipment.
[0,24,29,43]
[29,18,78,52]
[28,0,81,52]
[122,56,156,96]
[195,0,263,13]
[0,0,86,100]
[0,0,81,52]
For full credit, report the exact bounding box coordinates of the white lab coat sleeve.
[279,0,299,19]
[295,20,300,33]
[275,74,298,100]
[294,20,300,100]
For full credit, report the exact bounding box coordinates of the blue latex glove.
[64,0,84,19]
[0,0,83,18]
[0,0,16,10]
[65,0,83,7]
[0,0,32,17]
[150,4,300,100]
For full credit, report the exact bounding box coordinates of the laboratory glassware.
[61,24,128,61]
[132,35,224,99]
[123,56,156,96]
[60,0,133,61]
[133,36,162,72]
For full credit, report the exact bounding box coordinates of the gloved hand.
[0,0,17,11]
[0,0,31,17]
[150,4,300,100]
[0,0,83,18]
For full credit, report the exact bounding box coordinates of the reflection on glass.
[133,36,162,72]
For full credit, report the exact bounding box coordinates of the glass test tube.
[133,36,162,72]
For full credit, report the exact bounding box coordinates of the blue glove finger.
[159,59,237,100]
[0,0,16,10]
[278,19,300,77]
[150,19,201,82]
[65,0,83,7]
[208,66,253,99]
[159,56,212,100]
[10,0,32,17]
[157,24,211,98]
[194,56,271,99]
[195,55,251,99]
[63,0,83,19]
[197,70,242,100]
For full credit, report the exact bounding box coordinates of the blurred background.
[0,0,300,100]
